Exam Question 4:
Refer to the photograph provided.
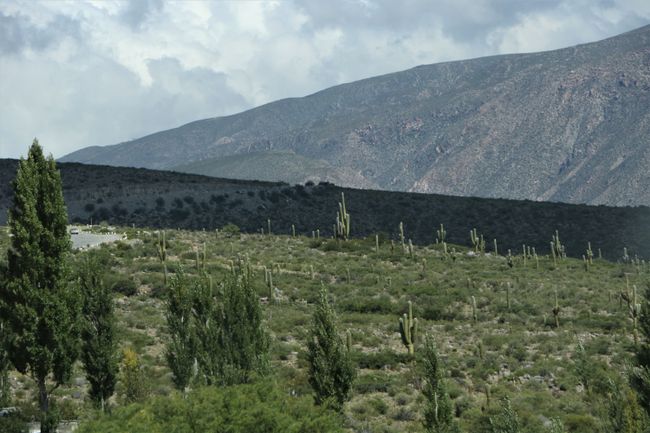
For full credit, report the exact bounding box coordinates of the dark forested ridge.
[1,159,649,259]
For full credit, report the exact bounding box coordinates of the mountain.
[172,151,376,188]
[61,25,650,206]
[2,159,650,260]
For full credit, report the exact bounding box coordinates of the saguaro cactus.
[551,230,565,261]
[552,290,560,328]
[399,301,418,355]
[399,222,405,251]
[470,228,485,254]
[157,230,168,286]
[471,296,478,323]
[335,192,350,241]
[436,224,446,243]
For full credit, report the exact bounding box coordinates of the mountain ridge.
[3,159,650,261]
[61,24,650,206]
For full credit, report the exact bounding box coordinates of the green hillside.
[1,225,648,432]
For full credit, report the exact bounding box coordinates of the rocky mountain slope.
[61,25,650,206]
[2,159,650,259]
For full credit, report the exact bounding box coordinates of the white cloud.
[0,0,648,159]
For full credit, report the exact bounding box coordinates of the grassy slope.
[1,226,646,432]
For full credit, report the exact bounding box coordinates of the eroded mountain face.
[61,25,650,206]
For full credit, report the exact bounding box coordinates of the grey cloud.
[119,0,164,30]
[0,53,250,158]
[0,12,80,55]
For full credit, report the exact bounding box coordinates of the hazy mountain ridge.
[61,25,650,205]
[2,159,650,260]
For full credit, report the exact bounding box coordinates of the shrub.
[77,381,345,433]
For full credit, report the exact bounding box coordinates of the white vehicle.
[69,228,80,235]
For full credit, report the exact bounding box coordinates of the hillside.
[172,151,376,188]
[61,25,650,206]
[2,222,649,433]
[2,159,650,260]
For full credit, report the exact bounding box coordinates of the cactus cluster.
[399,301,418,355]
[550,230,566,266]
[335,192,350,241]
[470,228,485,254]
[586,242,594,265]
[436,224,446,243]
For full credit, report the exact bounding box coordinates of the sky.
[1,0,649,159]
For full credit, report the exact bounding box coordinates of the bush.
[77,381,345,433]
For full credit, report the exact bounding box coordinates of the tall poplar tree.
[306,288,355,411]
[421,336,457,433]
[79,253,118,411]
[165,270,195,391]
[0,140,80,432]
[192,267,269,386]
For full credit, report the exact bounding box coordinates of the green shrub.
[77,381,345,433]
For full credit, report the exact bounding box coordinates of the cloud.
[0,11,79,55]
[119,0,163,30]
[0,0,648,159]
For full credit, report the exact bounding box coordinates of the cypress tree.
[165,270,196,391]
[193,268,269,386]
[0,140,81,432]
[79,253,118,411]
[306,288,356,411]
[489,397,520,433]
[421,336,457,433]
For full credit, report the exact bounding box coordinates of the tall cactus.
[470,228,485,254]
[471,296,478,323]
[552,290,560,328]
[586,242,594,265]
[551,230,565,261]
[157,230,168,286]
[399,301,417,355]
[335,192,350,241]
[399,222,405,251]
[436,224,446,243]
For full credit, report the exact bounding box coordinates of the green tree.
[306,288,356,411]
[421,336,457,433]
[489,397,520,433]
[193,267,269,386]
[121,347,149,403]
[165,269,196,391]
[607,380,645,433]
[79,253,118,411]
[0,140,80,432]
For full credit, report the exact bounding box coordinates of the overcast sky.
[1,0,648,159]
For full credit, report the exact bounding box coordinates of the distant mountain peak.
[61,24,650,206]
